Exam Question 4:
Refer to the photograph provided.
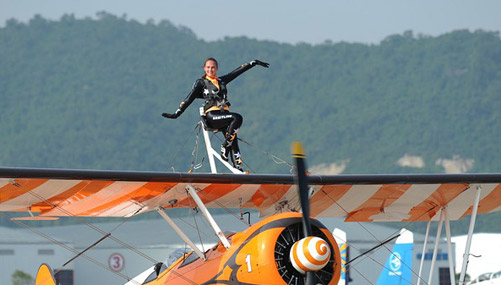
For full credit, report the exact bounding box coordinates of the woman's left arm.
[220,60,269,84]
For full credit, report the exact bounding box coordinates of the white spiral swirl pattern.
[290,236,331,274]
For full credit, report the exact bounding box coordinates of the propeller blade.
[291,142,312,237]
[292,142,321,285]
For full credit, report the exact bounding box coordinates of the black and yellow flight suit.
[163,60,268,171]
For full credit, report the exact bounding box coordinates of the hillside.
[1,13,500,175]
[0,13,500,233]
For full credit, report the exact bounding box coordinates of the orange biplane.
[1,142,500,285]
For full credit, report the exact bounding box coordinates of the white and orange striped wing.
[0,168,500,222]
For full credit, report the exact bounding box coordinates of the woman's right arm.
[162,79,204,119]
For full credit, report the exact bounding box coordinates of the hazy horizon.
[2,0,501,44]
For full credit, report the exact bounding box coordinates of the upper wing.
[0,167,500,222]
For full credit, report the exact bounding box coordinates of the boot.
[220,141,232,162]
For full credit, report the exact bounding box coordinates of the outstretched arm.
[162,79,204,119]
[220,59,269,84]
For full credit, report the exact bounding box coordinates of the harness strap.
[202,78,230,112]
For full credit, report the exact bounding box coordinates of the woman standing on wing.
[162,58,269,171]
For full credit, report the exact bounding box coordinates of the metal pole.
[428,209,444,285]
[211,148,243,174]
[459,185,482,285]
[200,107,217,173]
[156,207,206,260]
[444,207,456,285]
[417,219,432,285]
[186,184,231,249]
[199,107,243,174]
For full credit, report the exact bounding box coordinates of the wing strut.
[428,208,444,285]
[416,219,432,285]
[444,207,456,285]
[186,184,231,249]
[459,185,482,285]
[156,207,206,260]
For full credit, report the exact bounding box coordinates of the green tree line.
[0,13,500,233]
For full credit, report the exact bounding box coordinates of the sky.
[2,0,501,44]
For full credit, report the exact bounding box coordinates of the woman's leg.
[230,135,243,170]
[206,111,244,169]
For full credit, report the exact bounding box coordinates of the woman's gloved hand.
[250,59,270,68]
[162,109,182,119]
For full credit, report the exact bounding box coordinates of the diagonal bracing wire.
[168,123,202,172]
[10,180,200,284]
[18,182,159,264]
[0,212,140,284]
[322,188,434,285]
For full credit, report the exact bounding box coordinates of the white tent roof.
[453,233,501,280]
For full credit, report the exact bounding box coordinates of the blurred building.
[1,213,454,284]
[0,226,74,285]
